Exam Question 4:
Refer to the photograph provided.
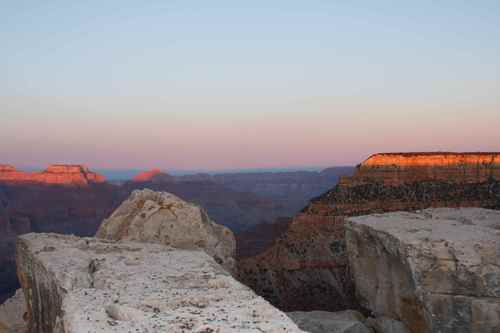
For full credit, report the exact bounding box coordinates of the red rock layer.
[0,164,105,186]
[237,152,500,312]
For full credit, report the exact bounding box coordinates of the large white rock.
[346,208,500,333]
[97,189,236,272]
[16,233,305,333]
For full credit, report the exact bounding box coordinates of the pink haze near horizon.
[1,96,499,171]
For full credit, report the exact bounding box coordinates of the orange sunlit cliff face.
[340,152,500,186]
[361,152,500,167]
[0,164,105,186]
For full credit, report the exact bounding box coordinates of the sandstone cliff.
[346,208,500,333]
[238,152,500,311]
[0,165,105,186]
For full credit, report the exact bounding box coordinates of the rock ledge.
[17,233,304,333]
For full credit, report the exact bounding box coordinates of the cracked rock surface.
[346,208,500,333]
[16,233,304,333]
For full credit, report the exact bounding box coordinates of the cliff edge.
[238,152,500,311]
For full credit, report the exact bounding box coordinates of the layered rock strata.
[346,208,500,333]
[97,189,236,272]
[16,233,305,333]
[238,152,500,311]
[0,165,105,186]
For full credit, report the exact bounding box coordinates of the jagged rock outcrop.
[238,152,500,311]
[0,165,105,186]
[97,189,236,272]
[0,289,26,333]
[346,208,500,333]
[16,233,305,333]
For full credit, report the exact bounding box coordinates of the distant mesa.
[132,168,174,183]
[0,164,105,186]
[340,151,500,186]
[361,151,500,167]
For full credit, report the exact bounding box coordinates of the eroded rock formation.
[346,208,500,333]
[0,165,105,186]
[238,152,500,311]
[16,233,305,333]
[97,189,236,272]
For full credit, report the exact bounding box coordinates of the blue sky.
[1,1,499,169]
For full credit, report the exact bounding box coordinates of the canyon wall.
[238,152,500,312]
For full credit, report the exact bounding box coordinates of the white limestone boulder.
[97,189,236,272]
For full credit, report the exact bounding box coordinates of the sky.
[1,1,500,171]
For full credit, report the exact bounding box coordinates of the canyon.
[7,190,305,333]
[3,189,498,332]
[1,152,499,332]
[237,152,500,312]
[0,182,121,304]
[0,164,350,303]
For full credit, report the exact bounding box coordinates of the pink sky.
[1,96,499,170]
[2,2,500,170]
